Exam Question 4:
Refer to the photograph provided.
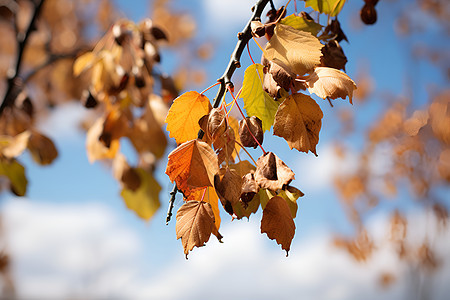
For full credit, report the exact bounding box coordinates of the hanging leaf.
[213,126,236,165]
[305,0,347,17]
[265,24,323,76]
[27,131,58,165]
[176,200,216,258]
[214,167,242,216]
[86,117,120,163]
[165,91,212,144]
[240,171,259,205]
[120,168,161,221]
[0,131,30,159]
[273,94,323,155]
[187,187,221,232]
[280,14,323,36]
[306,67,357,103]
[240,64,280,132]
[239,116,264,148]
[233,191,260,220]
[166,139,219,195]
[277,186,304,219]
[254,152,295,191]
[261,196,296,256]
[0,157,28,196]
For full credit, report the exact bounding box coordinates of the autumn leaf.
[73,51,96,76]
[166,139,219,195]
[306,67,357,103]
[165,91,212,144]
[230,160,256,178]
[27,131,58,165]
[214,167,242,215]
[0,131,30,159]
[187,187,221,232]
[278,186,304,219]
[241,171,259,205]
[265,24,323,76]
[273,94,323,155]
[254,152,295,191]
[261,196,296,256]
[240,64,280,132]
[305,0,347,17]
[233,192,260,220]
[238,116,264,148]
[120,168,161,221]
[176,200,216,258]
[403,110,429,136]
[86,117,120,163]
[213,126,236,165]
[0,157,27,196]
[280,14,323,36]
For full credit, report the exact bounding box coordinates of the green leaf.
[259,188,276,210]
[305,0,347,17]
[277,186,304,219]
[121,168,161,221]
[241,64,280,132]
[281,14,323,36]
[0,158,27,196]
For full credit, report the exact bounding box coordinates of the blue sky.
[1,0,449,299]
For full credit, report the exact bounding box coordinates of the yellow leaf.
[73,52,95,76]
[280,14,323,36]
[86,117,120,163]
[0,157,27,196]
[273,93,323,155]
[165,91,212,144]
[240,64,280,132]
[277,186,304,219]
[121,168,161,221]
[166,139,219,196]
[306,67,357,103]
[305,0,347,17]
[265,24,323,76]
[176,200,216,257]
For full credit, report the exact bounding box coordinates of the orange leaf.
[176,200,216,258]
[273,93,323,155]
[261,196,296,256]
[165,91,212,144]
[166,139,219,195]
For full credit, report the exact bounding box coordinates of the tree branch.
[166,0,271,224]
[0,0,45,116]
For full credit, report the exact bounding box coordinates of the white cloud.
[202,0,257,31]
[1,200,449,300]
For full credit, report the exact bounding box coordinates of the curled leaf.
[254,152,295,191]
[306,67,357,104]
[214,167,242,216]
[239,116,263,149]
[320,40,348,71]
[176,200,216,258]
[206,108,228,142]
[241,171,259,205]
[273,94,323,155]
[28,131,58,165]
[213,126,236,165]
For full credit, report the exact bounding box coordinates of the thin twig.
[166,0,271,224]
[0,0,46,116]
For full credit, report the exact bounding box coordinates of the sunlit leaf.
[240,64,280,132]
[165,91,212,144]
[273,94,323,155]
[281,14,323,36]
[305,0,347,17]
[265,24,323,76]
[306,67,357,103]
[121,168,161,221]
[0,157,27,196]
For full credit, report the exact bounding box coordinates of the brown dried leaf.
[255,152,295,191]
[320,40,348,71]
[429,91,450,145]
[86,117,120,163]
[261,196,296,256]
[213,126,236,165]
[239,116,263,149]
[166,139,219,195]
[176,200,216,258]
[214,167,242,215]
[265,24,323,76]
[206,108,228,142]
[187,187,222,233]
[28,131,58,165]
[273,94,323,155]
[306,67,357,103]
[241,171,259,205]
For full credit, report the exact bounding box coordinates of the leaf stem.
[247,42,255,65]
[200,81,221,95]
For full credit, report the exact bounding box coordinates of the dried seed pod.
[361,4,377,25]
[320,40,348,71]
[239,116,263,148]
[241,171,259,206]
